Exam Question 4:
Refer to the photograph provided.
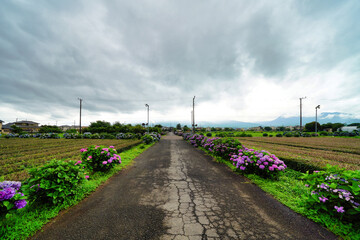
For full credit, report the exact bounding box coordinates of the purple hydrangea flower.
[0,187,16,200]
[0,181,22,190]
[13,199,27,209]
[334,206,345,213]
[319,196,328,203]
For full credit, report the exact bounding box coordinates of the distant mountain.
[256,112,360,127]
[156,112,360,128]
[156,120,258,128]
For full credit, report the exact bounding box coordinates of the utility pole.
[299,96,306,132]
[315,105,320,133]
[145,104,149,133]
[192,96,196,133]
[78,98,83,134]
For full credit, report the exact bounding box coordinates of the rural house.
[3,120,40,133]
[0,120,3,133]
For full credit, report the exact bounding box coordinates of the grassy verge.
[198,146,360,240]
[0,143,154,240]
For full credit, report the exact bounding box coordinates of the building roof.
[16,120,39,124]
[2,122,40,129]
[0,120,4,123]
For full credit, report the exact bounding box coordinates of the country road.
[32,133,337,240]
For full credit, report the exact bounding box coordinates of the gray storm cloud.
[0,0,359,122]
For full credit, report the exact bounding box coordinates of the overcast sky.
[1,0,359,126]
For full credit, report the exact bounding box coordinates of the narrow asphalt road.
[33,133,337,240]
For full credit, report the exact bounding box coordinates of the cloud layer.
[1,0,359,125]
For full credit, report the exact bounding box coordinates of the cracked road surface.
[33,133,337,240]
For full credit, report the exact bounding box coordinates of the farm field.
[236,137,360,171]
[0,138,141,181]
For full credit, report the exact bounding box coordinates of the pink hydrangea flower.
[74,160,82,165]
[102,161,107,165]
[85,175,89,179]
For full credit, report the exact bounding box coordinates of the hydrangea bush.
[39,133,60,139]
[301,165,360,221]
[80,145,122,172]
[24,160,86,205]
[184,134,286,178]
[142,133,161,144]
[0,181,27,217]
[231,147,287,178]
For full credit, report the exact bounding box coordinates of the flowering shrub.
[24,159,86,205]
[116,133,135,139]
[39,133,60,139]
[63,133,77,139]
[80,145,121,172]
[301,165,360,221]
[184,134,285,178]
[5,133,19,138]
[0,181,27,217]
[142,133,161,144]
[91,133,100,139]
[83,132,92,139]
[185,134,241,159]
[231,147,287,178]
[99,133,116,139]
[19,134,30,138]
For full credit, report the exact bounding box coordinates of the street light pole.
[145,104,149,133]
[315,105,320,133]
[192,96,195,134]
[299,96,306,132]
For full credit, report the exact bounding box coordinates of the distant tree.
[149,126,161,133]
[132,124,146,134]
[10,125,23,134]
[264,126,272,131]
[87,121,112,133]
[113,122,130,133]
[154,124,163,128]
[276,126,286,131]
[39,125,62,133]
[304,122,321,132]
[183,125,190,132]
[348,123,360,127]
[321,123,333,130]
[332,123,345,132]
[66,129,77,133]
[176,123,181,130]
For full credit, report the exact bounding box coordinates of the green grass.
[0,143,154,240]
[199,146,360,240]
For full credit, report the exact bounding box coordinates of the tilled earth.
[32,133,338,240]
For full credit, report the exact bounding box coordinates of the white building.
[339,126,358,132]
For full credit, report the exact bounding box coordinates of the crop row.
[0,139,141,181]
[235,137,360,155]
[237,138,360,171]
